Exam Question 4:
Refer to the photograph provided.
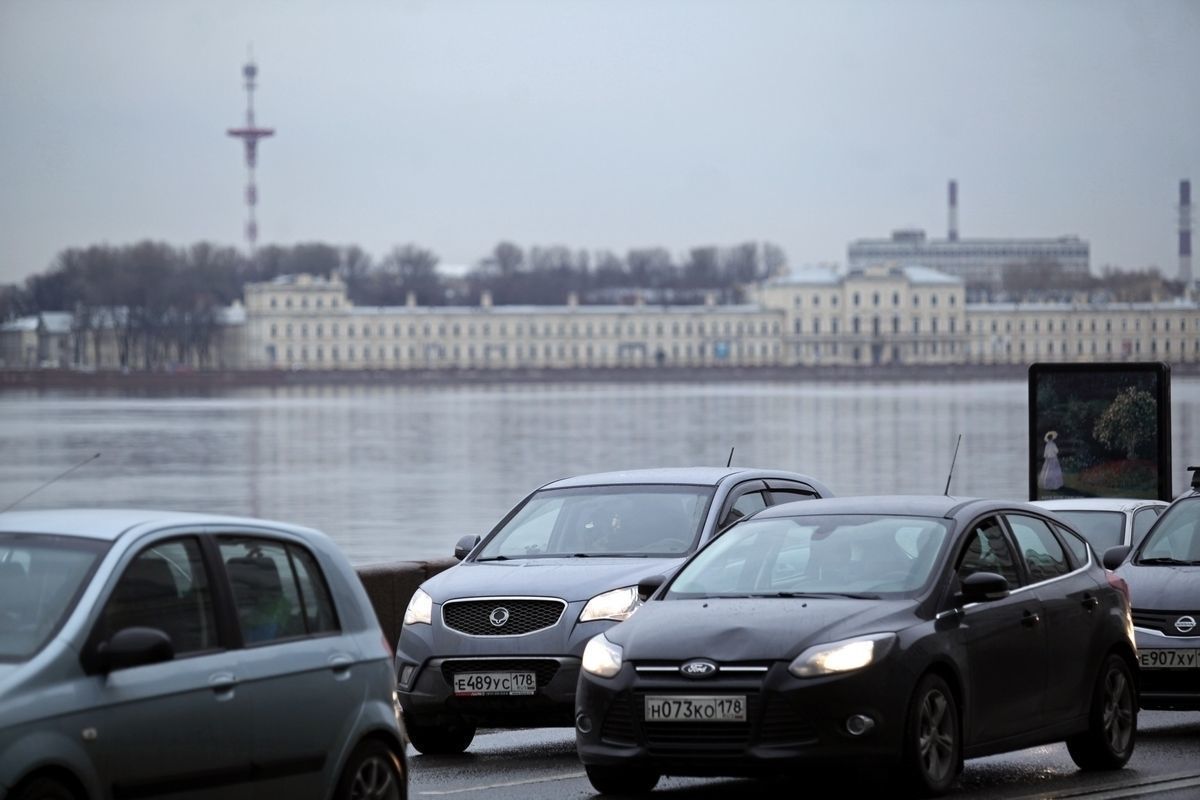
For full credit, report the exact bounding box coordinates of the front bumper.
[1134,628,1200,710]
[575,660,913,776]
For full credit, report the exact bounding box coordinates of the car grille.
[441,658,561,687]
[599,691,817,752]
[1139,670,1200,694]
[442,598,566,636]
[1132,609,1200,637]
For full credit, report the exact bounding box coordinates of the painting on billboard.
[1028,362,1172,502]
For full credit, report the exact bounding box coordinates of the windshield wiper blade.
[1137,557,1192,565]
[474,555,509,562]
[770,591,880,600]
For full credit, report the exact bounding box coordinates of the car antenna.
[726,447,735,468]
[1,452,101,513]
[944,435,962,496]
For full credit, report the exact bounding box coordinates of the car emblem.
[680,659,718,678]
[1175,615,1197,634]
[489,607,510,628]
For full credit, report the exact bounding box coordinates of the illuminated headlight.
[581,634,624,678]
[579,585,641,623]
[403,588,433,626]
[788,633,896,678]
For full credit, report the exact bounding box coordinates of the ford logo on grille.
[1176,615,1197,634]
[489,607,511,628]
[680,659,718,678]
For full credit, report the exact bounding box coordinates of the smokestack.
[1181,180,1193,285]
[948,180,958,242]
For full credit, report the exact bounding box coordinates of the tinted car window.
[724,491,767,525]
[1056,525,1090,565]
[955,517,1022,588]
[101,538,218,657]
[289,545,339,634]
[1,534,106,661]
[769,489,817,505]
[1132,507,1161,548]
[220,538,308,644]
[477,485,714,558]
[1006,514,1071,581]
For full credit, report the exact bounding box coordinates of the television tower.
[227,55,275,253]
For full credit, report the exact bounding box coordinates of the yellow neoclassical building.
[238,268,1199,371]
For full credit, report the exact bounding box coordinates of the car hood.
[605,597,916,661]
[424,557,684,604]
[1117,563,1200,609]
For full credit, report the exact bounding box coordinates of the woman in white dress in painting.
[1038,430,1064,491]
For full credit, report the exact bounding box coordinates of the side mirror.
[960,571,1009,604]
[637,574,667,602]
[454,534,481,561]
[93,627,174,673]
[1102,545,1132,571]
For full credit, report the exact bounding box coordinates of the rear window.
[0,533,108,661]
[1050,510,1125,552]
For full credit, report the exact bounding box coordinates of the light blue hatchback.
[0,509,407,800]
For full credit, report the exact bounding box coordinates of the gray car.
[393,467,832,754]
[0,509,407,800]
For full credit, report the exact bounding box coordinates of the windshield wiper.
[474,555,509,562]
[1137,557,1197,566]
[769,591,881,600]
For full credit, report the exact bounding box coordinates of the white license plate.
[644,695,747,722]
[1139,649,1200,669]
[452,671,536,696]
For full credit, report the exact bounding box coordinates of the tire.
[1066,654,1137,771]
[10,776,79,800]
[335,739,406,800]
[584,764,660,795]
[406,717,477,755]
[900,673,961,797]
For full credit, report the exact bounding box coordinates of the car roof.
[0,508,315,542]
[539,467,828,491]
[1032,498,1167,513]
[750,494,1043,520]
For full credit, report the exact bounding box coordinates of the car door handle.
[209,672,239,698]
[1081,595,1099,611]
[1021,611,1041,627]
[329,654,354,676]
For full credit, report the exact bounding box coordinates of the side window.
[954,517,1021,588]
[220,538,307,645]
[769,489,817,507]
[1132,508,1161,548]
[1056,525,1090,565]
[721,491,767,527]
[289,546,339,634]
[101,538,217,657]
[1006,515,1071,581]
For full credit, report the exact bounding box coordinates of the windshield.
[475,484,714,559]
[1136,497,1200,565]
[1051,510,1125,553]
[666,514,951,599]
[0,533,108,661]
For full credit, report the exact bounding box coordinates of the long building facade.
[4,268,1198,371]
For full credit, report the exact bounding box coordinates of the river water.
[2,379,1198,565]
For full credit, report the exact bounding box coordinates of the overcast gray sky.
[1,0,1197,287]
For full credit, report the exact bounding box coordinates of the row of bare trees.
[0,239,789,368]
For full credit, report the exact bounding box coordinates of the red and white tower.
[227,57,275,253]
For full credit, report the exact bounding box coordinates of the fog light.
[845,714,876,736]
[399,665,415,686]
[576,713,593,734]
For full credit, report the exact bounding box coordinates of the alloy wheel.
[918,688,956,784]
[349,754,402,800]
[1102,666,1134,755]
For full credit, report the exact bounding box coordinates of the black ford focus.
[575,496,1137,797]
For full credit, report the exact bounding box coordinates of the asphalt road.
[407,711,1200,799]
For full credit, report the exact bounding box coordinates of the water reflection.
[2,380,1197,564]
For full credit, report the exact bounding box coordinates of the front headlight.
[403,588,433,626]
[581,634,624,678]
[579,585,641,623]
[788,633,896,678]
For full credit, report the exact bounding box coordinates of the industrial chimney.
[1181,180,1193,285]
[948,180,959,242]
